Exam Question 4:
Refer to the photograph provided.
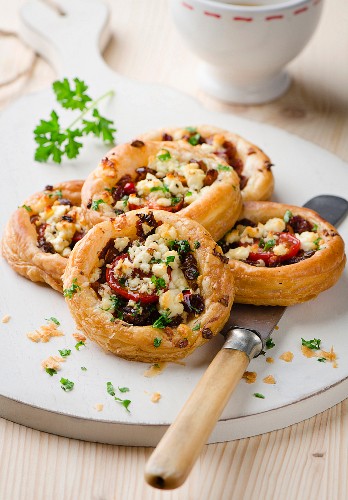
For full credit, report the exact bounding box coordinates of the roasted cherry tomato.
[71,231,84,244]
[248,232,301,266]
[122,182,137,195]
[106,254,168,303]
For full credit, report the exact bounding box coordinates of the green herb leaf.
[118,386,130,393]
[63,278,81,298]
[188,133,201,146]
[75,341,85,351]
[317,357,326,363]
[150,184,169,193]
[168,239,191,255]
[151,276,166,290]
[312,223,318,232]
[301,338,321,350]
[194,241,200,249]
[20,204,32,212]
[81,366,87,371]
[91,199,105,211]
[114,397,131,412]
[58,349,71,358]
[185,191,192,197]
[153,337,162,348]
[157,150,171,161]
[46,317,60,326]
[283,210,292,223]
[313,237,321,248]
[165,256,175,264]
[45,367,57,376]
[107,381,116,396]
[53,77,92,110]
[64,128,83,159]
[253,393,265,399]
[185,126,197,133]
[153,311,172,329]
[217,164,232,171]
[81,108,116,144]
[266,338,275,349]
[192,323,201,331]
[60,377,74,391]
[171,196,182,206]
[34,110,66,163]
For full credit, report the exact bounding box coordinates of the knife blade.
[145,195,348,490]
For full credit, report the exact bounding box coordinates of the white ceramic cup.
[170,0,324,104]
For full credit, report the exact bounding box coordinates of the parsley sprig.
[34,77,116,164]
[301,338,321,350]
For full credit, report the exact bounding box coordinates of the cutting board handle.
[19,0,115,82]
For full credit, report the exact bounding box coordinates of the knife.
[145,195,348,490]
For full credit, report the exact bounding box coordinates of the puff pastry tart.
[62,210,234,362]
[81,140,242,240]
[138,125,274,201]
[218,201,346,306]
[1,181,90,292]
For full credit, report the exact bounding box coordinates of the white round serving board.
[0,0,347,446]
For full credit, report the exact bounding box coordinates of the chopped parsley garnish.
[254,393,265,399]
[153,310,172,329]
[192,323,201,331]
[153,337,162,348]
[260,238,276,251]
[151,275,166,290]
[157,150,171,161]
[317,358,326,363]
[60,377,74,391]
[185,191,192,197]
[168,239,191,255]
[171,196,182,206]
[118,277,127,287]
[301,338,321,350]
[91,199,105,211]
[283,210,292,223]
[114,397,131,412]
[48,189,63,199]
[46,316,60,326]
[45,367,57,376]
[150,184,169,193]
[63,278,81,298]
[122,195,129,207]
[20,204,32,212]
[110,295,124,319]
[185,126,197,133]
[75,340,85,350]
[312,223,318,232]
[58,349,71,357]
[33,77,116,164]
[165,255,175,264]
[266,338,275,349]
[313,237,321,248]
[118,386,130,393]
[81,366,87,371]
[107,382,116,396]
[194,241,200,249]
[217,164,232,171]
[188,133,201,146]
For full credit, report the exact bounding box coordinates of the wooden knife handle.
[144,348,249,490]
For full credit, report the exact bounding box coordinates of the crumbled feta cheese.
[226,246,250,261]
[114,237,129,252]
[297,231,319,251]
[263,218,286,234]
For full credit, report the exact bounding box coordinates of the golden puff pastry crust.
[81,140,242,241]
[219,201,346,306]
[62,209,234,363]
[138,125,274,202]
[1,180,90,292]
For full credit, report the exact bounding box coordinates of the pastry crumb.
[41,355,65,371]
[263,375,276,384]
[301,345,315,358]
[242,371,257,384]
[279,351,294,362]
[301,344,338,368]
[151,392,162,403]
[274,325,279,330]
[266,357,274,364]
[1,315,11,324]
[27,323,64,343]
[94,404,104,412]
[72,332,86,342]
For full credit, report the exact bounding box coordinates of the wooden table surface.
[1,1,348,499]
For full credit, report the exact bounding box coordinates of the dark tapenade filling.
[92,229,205,331]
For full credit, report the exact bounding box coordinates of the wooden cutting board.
[0,0,347,446]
